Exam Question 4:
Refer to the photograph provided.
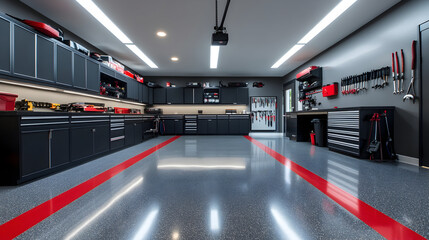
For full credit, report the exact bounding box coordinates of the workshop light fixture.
[271,0,358,68]
[210,46,220,69]
[76,0,158,68]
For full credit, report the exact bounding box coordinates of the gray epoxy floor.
[0,134,428,239]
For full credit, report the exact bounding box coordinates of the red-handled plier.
[392,53,397,94]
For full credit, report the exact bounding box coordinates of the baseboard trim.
[397,154,419,166]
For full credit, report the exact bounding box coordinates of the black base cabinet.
[0,113,155,185]
[124,116,145,146]
[161,114,250,135]
[70,115,110,162]
[160,115,184,135]
[198,115,217,134]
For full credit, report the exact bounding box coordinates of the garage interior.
[0,0,428,239]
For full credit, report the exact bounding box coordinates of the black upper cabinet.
[236,88,249,105]
[184,88,203,104]
[194,88,204,104]
[36,36,54,82]
[166,88,184,104]
[142,84,149,103]
[138,84,143,103]
[148,87,154,105]
[127,78,138,100]
[154,88,166,104]
[221,87,249,104]
[184,88,193,104]
[0,18,10,73]
[14,25,35,77]
[56,46,73,86]
[73,54,86,89]
[220,88,236,104]
[86,60,100,92]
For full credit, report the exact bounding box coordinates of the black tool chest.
[0,112,156,185]
[327,107,395,158]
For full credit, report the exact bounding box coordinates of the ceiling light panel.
[271,44,304,69]
[271,0,358,69]
[298,0,358,44]
[75,0,132,44]
[171,57,179,62]
[76,0,158,68]
[210,46,220,69]
[126,45,159,69]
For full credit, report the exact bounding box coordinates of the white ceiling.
[21,0,401,77]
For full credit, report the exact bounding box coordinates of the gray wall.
[0,0,104,54]
[145,76,284,132]
[282,0,429,158]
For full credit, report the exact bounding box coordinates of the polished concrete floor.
[0,134,428,239]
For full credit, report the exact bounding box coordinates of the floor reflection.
[64,176,143,240]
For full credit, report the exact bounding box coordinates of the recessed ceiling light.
[271,0,358,68]
[171,57,179,62]
[157,31,167,37]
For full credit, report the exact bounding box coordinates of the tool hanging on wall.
[404,40,417,102]
[392,53,397,94]
[382,111,397,160]
[395,51,401,94]
[400,49,405,93]
[340,67,389,95]
[367,113,382,161]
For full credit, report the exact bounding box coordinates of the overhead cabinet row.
[153,87,249,105]
[0,15,153,104]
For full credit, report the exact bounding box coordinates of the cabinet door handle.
[134,123,137,126]
[174,120,179,122]
[92,129,96,133]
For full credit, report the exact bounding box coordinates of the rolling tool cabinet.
[327,107,395,158]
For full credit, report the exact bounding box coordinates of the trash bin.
[311,119,327,147]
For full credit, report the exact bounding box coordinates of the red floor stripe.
[244,135,425,240]
[0,136,181,240]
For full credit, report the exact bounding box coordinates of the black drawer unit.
[328,111,360,157]
[327,107,395,159]
[185,115,198,134]
[110,115,125,150]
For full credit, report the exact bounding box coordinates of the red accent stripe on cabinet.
[0,136,181,240]
[244,135,425,240]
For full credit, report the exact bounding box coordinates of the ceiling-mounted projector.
[212,0,230,46]
[212,32,228,45]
